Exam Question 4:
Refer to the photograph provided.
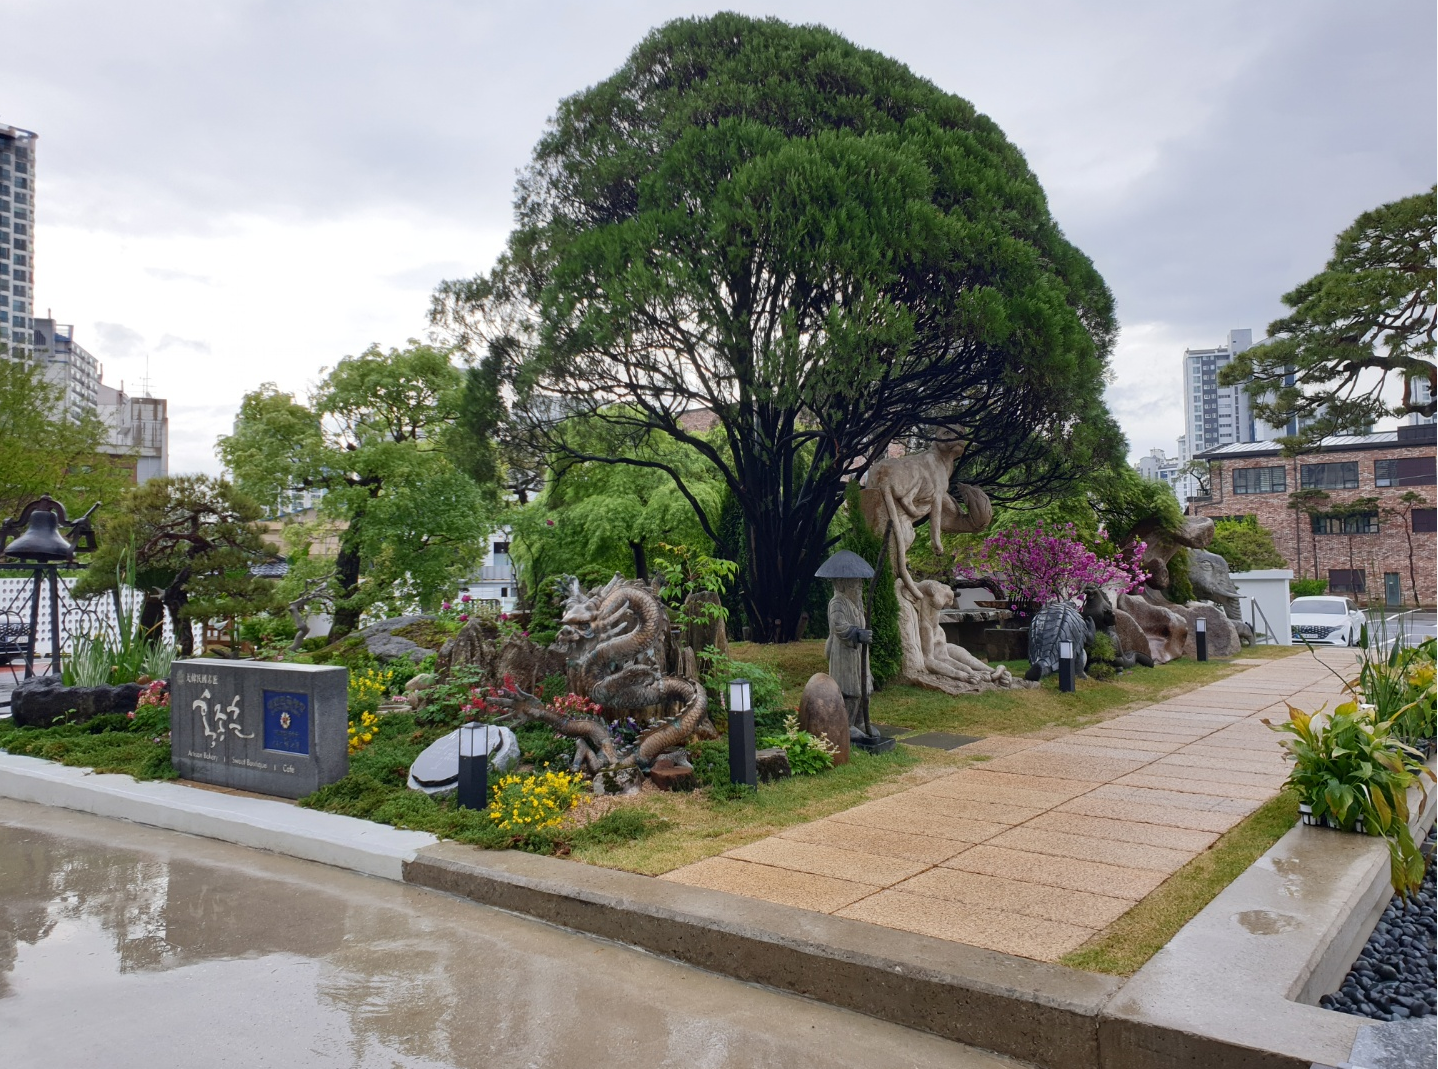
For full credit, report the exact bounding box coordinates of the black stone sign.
[170,660,348,798]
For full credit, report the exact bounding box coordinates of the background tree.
[448,340,544,504]
[0,358,131,520]
[218,342,497,634]
[432,14,1124,641]
[1287,488,1331,581]
[1381,490,1429,607]
[1209,518,1287,573]
[74,475,274,656]
[1222,188,1436,441]
[1177,458,1221,498]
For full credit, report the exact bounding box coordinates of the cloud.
[90,321,146,360]
[384,261,470,291]
[155,334,211,354]
[144,266,214,285]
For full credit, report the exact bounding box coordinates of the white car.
[1290,596,1365,646]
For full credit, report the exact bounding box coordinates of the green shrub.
[1165,548,1195,604]
[1210,519,1287,573]
[514,719,577,770]
[702,648,784,718]
[1087,662,1117,682]
[538,672,568,700]
[238,612,298,645]
[1087,631,1118,663]
[759,713,836,776]
[1291,578,1328,597]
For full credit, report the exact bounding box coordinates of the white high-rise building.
[0,123,37,361]
[1182,329,1256,457]
[97,383,169,484]
[33,318,100,419]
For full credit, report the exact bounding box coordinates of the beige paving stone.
[981,750,1146,782]
[985,825,1194,873]
[1022,810,1219,852]
[948,768,1098,798]
[1081,727,1206,745]
[943,844,1167,898]
[889,866,1135,928]
[1056,794,1245,833]
[776,818,972,865]
[1089,783,1258,815]
[954,735,1041,759]
[1114,772,1277,802]
[835,890,1097,961]
[726,837,933,886]
[910,775,1075,811]
[1039,736,1180,756]
[1167,748,1291,774]
[1141,758,1286,789]
[660,857,877,913]
[826,798,1011,844]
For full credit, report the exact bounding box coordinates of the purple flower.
[461,594,472,603]
[442,601,452,611]
[458,613,470,622]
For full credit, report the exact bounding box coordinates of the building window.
[1301,462,1359,490]
[500,587,508,598]
[1233,466,1286,494]
[1311,512,1379,535]
[1328,569,1366,594]
[492,541,510,555]
[1377,457,1436,487]
[1414,508,1437,533]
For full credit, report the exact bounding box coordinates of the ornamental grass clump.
[488,769,588,832]
[957,523,1146,613]
[1265,701,1433,896]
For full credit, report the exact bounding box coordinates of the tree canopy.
[73,475,274,655]
[1221,187,1436,440]
[432,13,1124,640]
[217,342,497,632]
[0,358,132,521]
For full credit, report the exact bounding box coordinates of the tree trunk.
[331,532,364,636]
[630,539,648,581]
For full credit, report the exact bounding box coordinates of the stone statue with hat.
[816,548,891,750]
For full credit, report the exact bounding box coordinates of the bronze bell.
[3,508,77,562]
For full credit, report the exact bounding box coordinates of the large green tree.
[217,342,496,633]
[1222,188,1436,440]
[432,14,1123,641]
[73,475,274,656]
[0,358,131,521]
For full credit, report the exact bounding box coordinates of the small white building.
[457,527,518,612]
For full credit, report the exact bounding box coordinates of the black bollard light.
[728,677,757,788]
[1196,616,1208,662]
[457,722,491,810]
[1058,640,1076,693]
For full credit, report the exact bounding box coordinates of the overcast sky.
[5,0,1434,474]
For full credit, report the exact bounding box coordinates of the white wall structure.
[457,526,518,612]
[0,575,195,664]
[1231,569,1293,645]
[97,383,169,483]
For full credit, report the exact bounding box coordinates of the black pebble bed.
[1320,829,1437,1022]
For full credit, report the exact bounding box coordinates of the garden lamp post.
[1058,641,1076,693]
[728,678,756,789]
[1195,617,1208,662]
[457,722,491,811]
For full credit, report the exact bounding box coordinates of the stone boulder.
[495,636,567,694]
[407,725,521,795]
[11,676,142,728]
[649,751,696,791]
[1117,593,1188,664]
[1178,602,1243,659]
[797,673,850,766]
[1112,609,1156,668]
[755,746,792,783]
[436,616,503,678]
[354,615,434,664]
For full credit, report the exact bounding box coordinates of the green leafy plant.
[1265,700,1433,895]
[701,647,784,728]
[1291,578,1328,598]
[654,543,738,629]
[759,713,837,776]
[63,550,176,687]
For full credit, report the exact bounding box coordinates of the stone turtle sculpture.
[1025,601,1093,682]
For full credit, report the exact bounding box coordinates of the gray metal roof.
[1194,430,1414,460]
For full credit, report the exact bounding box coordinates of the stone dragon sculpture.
[487,575,713,775]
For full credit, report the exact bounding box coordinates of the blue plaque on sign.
[263,691,310,754]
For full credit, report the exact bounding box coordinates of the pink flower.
[499,613,509,621]
[442,601,452,611]
[126,710,135,720]
[546,519,555,526]
[461,594,472,603]
[458,613,469,622]
[521,630,529,638]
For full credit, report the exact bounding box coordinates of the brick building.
[1191,424,1436,607]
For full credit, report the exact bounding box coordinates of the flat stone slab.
[901,731,984,750]
[664,651,1358,964]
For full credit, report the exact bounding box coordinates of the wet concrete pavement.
[0,799,1024,1069]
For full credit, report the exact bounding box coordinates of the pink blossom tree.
[957,522,1147,612]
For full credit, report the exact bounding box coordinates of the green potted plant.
[1265,701,1433,896]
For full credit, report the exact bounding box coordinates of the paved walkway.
[663,650,1358,962]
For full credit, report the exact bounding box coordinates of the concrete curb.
[0,751,437,880]
[405,841,1121,1069]
[1100,765,1437,1069]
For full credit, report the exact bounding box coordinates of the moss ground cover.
[1059,790,1302,975]
[0,705,175,780]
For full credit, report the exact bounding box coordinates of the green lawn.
[728,639,1300,738]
